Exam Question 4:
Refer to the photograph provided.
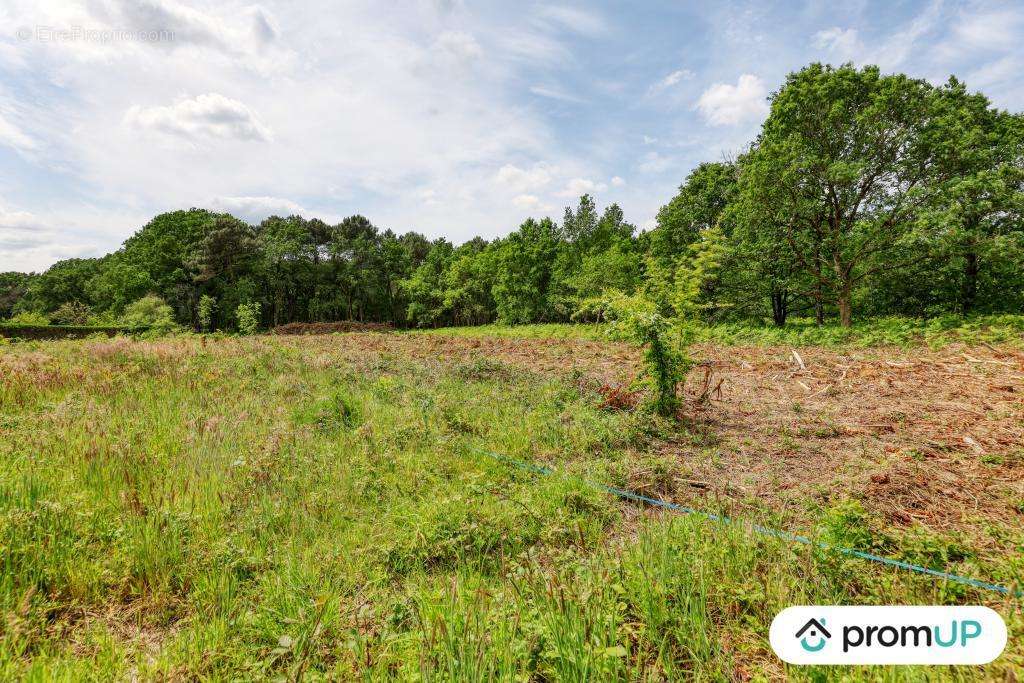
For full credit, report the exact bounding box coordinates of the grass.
[0,334,1020,680]
[415,314,1024,349]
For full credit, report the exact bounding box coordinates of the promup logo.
[770,606,1006,665]
[795,618,831,652]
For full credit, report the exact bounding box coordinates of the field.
[1,324,1022,680]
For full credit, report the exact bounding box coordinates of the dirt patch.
[661,343,1024,540]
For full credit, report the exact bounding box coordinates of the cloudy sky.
[1,0,1022,272]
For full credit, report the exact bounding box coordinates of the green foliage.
[293,391,363,434]
[236,301,261,335]
[198,294,216,332]
[650,161,737,265]
[421,314,1024,349]
[492,217,561,324]
[587,291,691,415]
[51,300,92,325]
[6,310,50,325]
[3,336,1019,678]
[0,272,33,319]
[121,295,177,332]
[671,223,730,319]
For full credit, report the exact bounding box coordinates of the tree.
[0,272,33,319]
[258,215,316,325]
[920,84,1024,313]
[122,295,177,332]
[190,215,261,329]
[198,295,216,332]
[236,302,261,335]
[492,218,561,323]
[117,209,221,322]
[19,258,102,314]
[86,257,154,314]
[741,63,959,326]
[552,196,637,316]
[647,163,738,317]
[403,238,454,327]
[650,162,738,263]
[442,238,496,326]
[51,300,92,325]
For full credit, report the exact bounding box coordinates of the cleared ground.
[0,330,1021,680]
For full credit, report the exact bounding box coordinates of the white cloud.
[813,27,861,60]
[637,151,673,174]
[497,30,572,65]
[512,193,540,209]
[653,68,694,92]
[434,31,483,63]
[0,207,45,245]
[872,0,944,70]
[251,7,279,46]
[610,176,625,187]
[495,164,554,192]
[529,85,586,103]
[209,195,307,222]
[695,74,768,126]
[0,204,98,272]
[557,177,607,198]
[125,93,273,142]
[5,0,1014,275]
[951,8,1022,50]
[0,110,36,152]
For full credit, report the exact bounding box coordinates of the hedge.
[0,324,149,340]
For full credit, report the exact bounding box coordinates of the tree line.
[3,63,1022,331]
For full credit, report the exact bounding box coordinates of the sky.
[1,0,1023,272]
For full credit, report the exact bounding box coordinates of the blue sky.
[1,0,1022,271]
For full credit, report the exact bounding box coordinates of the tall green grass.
[0,336,1019,679]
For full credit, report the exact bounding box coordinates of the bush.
[198,294,216,332]
[236,302,260,335]
[6,311,49,325]
[121,295,177,333]
[51,301,92,325]
[582,291,691,416]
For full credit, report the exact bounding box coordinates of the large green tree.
[0,272,34,318]
[741,63,962,326]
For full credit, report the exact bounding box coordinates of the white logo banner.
[770,606,1007,665]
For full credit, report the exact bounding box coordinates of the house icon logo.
[795,618,831,652]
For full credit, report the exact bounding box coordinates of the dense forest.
[4,63,1023,331]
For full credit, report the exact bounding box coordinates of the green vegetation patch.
[0,337,1019,679]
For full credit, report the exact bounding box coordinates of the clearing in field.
[1,329,1022,680]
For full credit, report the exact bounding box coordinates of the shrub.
[51,301,92,325]
[122,295,177,332]
[236,302,260,335]
[582,291,691,416]
[5,311,49,325]
[198,294,216,332]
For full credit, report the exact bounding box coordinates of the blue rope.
[470,446,1022,599]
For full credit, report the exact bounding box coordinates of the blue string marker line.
[470,446,1022,599]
